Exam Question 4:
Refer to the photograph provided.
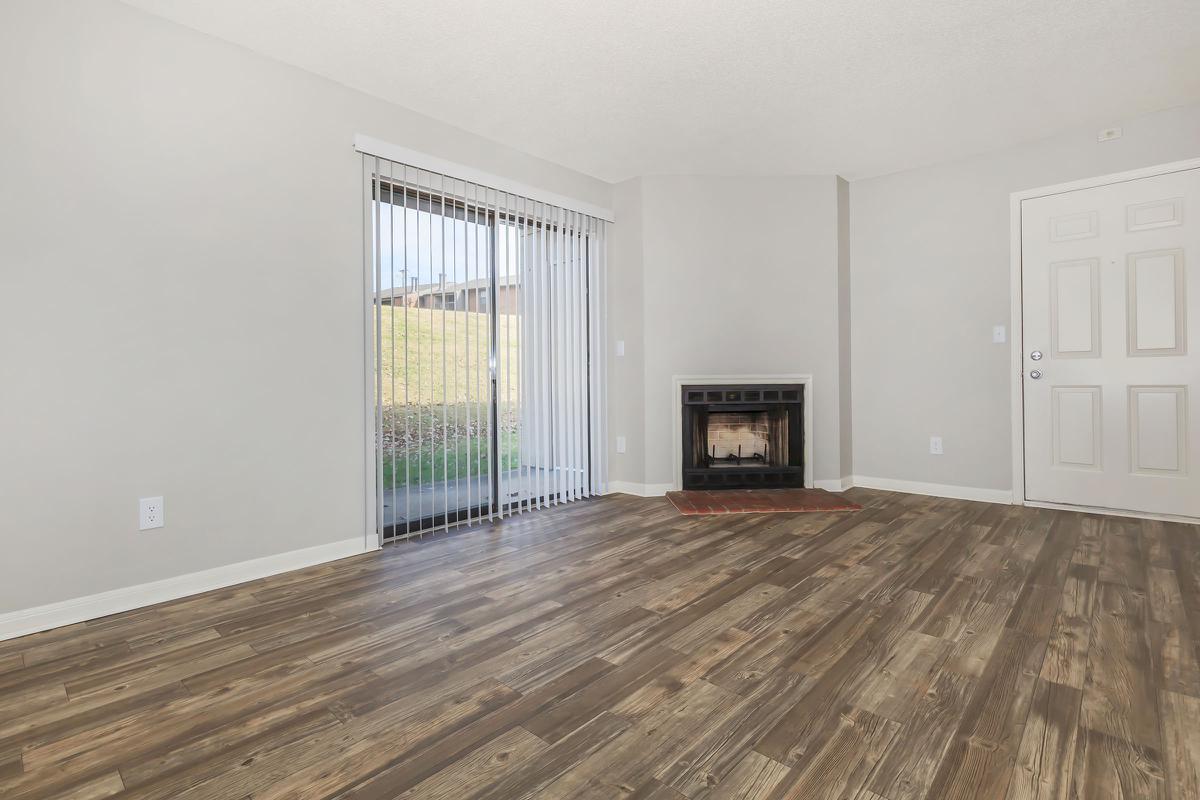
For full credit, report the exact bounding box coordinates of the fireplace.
[681,384,805,489]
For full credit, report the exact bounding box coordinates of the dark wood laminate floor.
[3,489,1200,799]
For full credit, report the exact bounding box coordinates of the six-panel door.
[1022,167,1199,517]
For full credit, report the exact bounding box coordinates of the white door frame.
[1008,157,1200,519]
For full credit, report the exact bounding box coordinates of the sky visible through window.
[376,204,520,292]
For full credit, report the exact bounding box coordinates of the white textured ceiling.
[121,0,1200,182]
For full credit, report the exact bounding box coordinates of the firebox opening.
[706,411,769,467]
[697,410,791,469]
[681,384,805,490]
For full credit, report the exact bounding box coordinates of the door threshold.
[1024,499,1200,525]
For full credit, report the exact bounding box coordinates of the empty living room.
[4,0,1200,797]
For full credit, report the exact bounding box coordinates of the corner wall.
[836,177,853,481]
[608,175,852,491]
[606,179,647,489]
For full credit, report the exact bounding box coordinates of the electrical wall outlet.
[616,435,627,454]
[139,496,164,530]
[929,436,944,455]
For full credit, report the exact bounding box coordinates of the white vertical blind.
[363,153,608,542]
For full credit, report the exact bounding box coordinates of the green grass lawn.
[380,428,520,489]
[376,305,520,408]
[377,306,522,488]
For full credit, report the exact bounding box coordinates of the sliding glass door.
[373,170,492,533]
[364,155,607,541]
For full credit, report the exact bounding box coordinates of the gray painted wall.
[0,0,611,613]
[606,179,648,486]
[850,102,1200,491]
[837,177,853,479]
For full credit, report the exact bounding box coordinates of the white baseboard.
[607,475,1011,506]
[610,479,854,496]
[607,481,673,498]
[0,537,375,642]
[850,475,1013,505]
[1023,499,1200,524]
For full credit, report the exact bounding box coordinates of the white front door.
[1022,166,1200,518]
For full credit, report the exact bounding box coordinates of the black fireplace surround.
[681,384,805,490]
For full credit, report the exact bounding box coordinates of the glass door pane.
[495,208,531,511]
[378,177,493,536]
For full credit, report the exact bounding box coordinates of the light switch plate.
[929,436,943,455]
[992,324,1006,343]
[616,436,627,454]
[616,340,625,357]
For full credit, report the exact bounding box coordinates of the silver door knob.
[1030,350,1043,361]
[1029,369,1042,379]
